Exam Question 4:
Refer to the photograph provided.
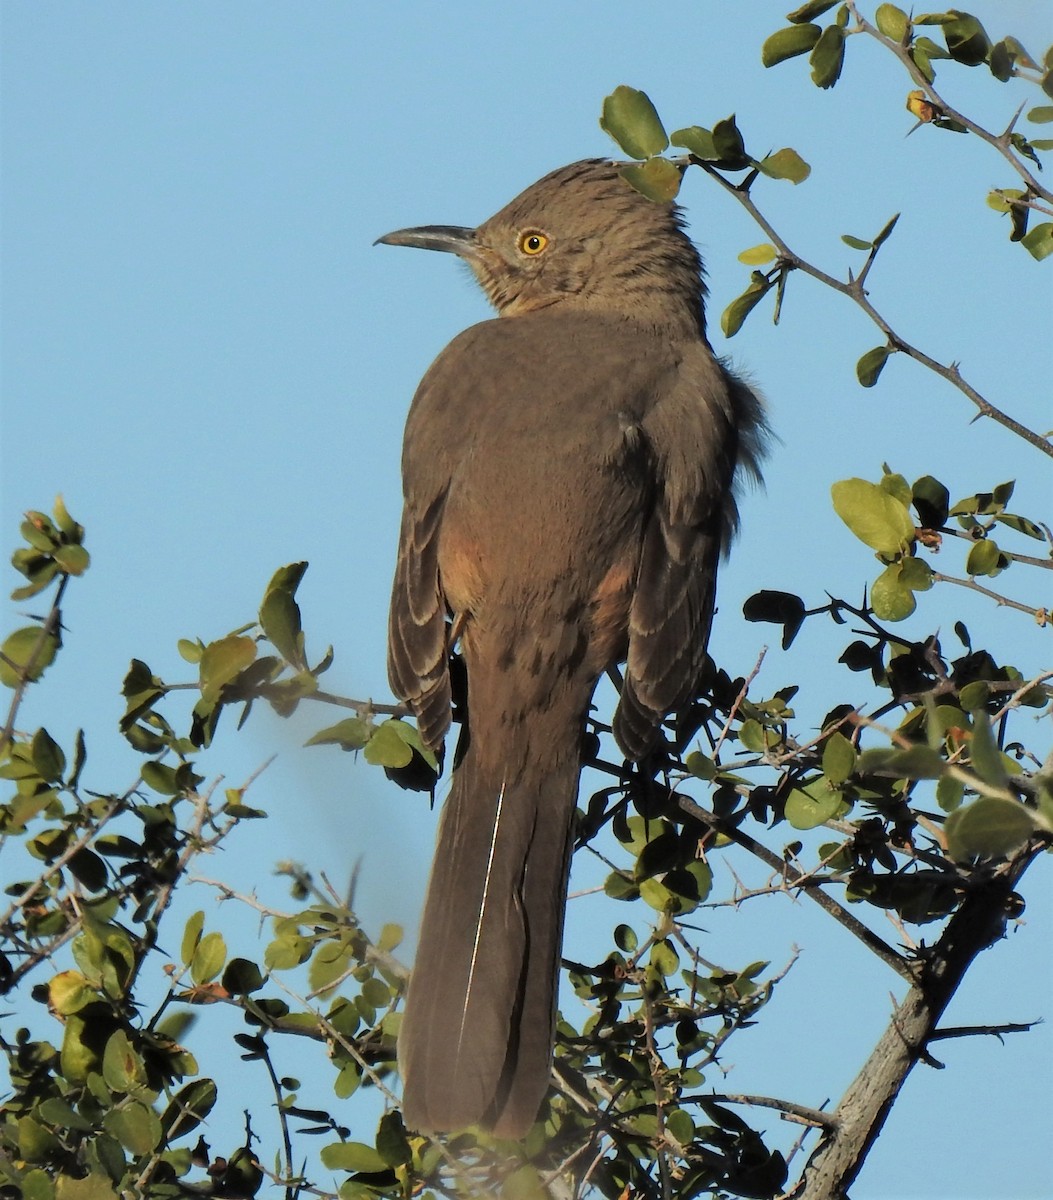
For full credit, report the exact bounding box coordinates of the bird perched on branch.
[377,158,766,1137]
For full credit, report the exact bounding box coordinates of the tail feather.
[399,713,580,1135]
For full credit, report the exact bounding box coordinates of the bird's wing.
[614,356,746,759]
[387,350,465,753]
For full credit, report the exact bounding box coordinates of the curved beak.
[374,224,477,257]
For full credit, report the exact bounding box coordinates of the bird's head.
[376,159,707,332]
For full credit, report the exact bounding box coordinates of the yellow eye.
[518,230,548,256]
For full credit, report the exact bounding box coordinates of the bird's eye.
[518,230,549,256]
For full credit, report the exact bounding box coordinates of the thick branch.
[796,839,1044,1200]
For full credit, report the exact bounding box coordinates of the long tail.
[398,695,583,1137]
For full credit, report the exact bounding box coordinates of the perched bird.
[378,159,765,1137]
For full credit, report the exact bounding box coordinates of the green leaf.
[102,1029,148,1093]
[363,719,415,768]
[650,938,680,977]
[376,1111,412,1168]
[785,779,842,829]
[54,1173,117,1200]
[160,1078,218,1139]
[1027,105,1053,123]
[871,562,917,621]
[738,243,778,265]
[761,23,822,67]
[810,24,845,88]
[968,711,1009,787]
[842,233,873,250]
[103,1101,162,1155]
[53,543,90,575]
[31,727,66,782]
[48,970,98,1015]
[321,1141,389,1173]
[912,474,950,527]
[860,744,946,779]
[899,555,934,592]
[1021,221,1053,261]
[876,3,910,41]
[831,478,916,554]
[996,512,1045,539]
[600,86,669,159]
[822,732,856,785]
[670,125,717,159]
[0,625,59,688]
[943,11,991,65]
[260,571,306,668]
[965,538,1002,577]
[720,275,772,337]
[945,796,1038,860]
[181,910,205,966]
[872,212,901,249]
[620,157,683,202]
[222,957,264,994]
[199,634,256,702]
[757,147,811,183]
[712,114,748,165]
[936,774,965,812]
[141,759,181,796]
[190,930,227,985]
[879,470,911,507]
[856,344,893,387]
[305,716,373,751]
[786,0,837,20]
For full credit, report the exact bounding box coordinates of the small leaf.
[876,3,910,41]
[720,275,772,338]
[260,584,305,668]
[968,711,1009,787]
[160,1078,218,1139]
[104,1101,162,1155]
[831,478,915,554]
[912,474,950,527]
[199,634,256,702]
[738,243,778,265]
[670,125,717,159]
[761,23,822,67]
[191,930,227,985]
[1027,105,1053,123]
[786,0,837,21]
[620,157,683,203]
[943,11,991,65]
[1021,221,1053,261]
[31,727,66,782]
[785,780,842,829]
[363,719,415,768]
[600,86,669,159]
[857,345,893,388]
[810,24,846,89]
[305,716,372,751]
[842,234,873,250]
[712,114,748,166]
[181,911,205,966]
[822,732,856,785]
[871,562,917,621]
[321,1141,389,1173]
[945,797,1038,860]
[757,147,811,183]
[965,538,1002,577]
[0,626,59,688]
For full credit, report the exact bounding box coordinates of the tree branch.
[796,839,1045,1199]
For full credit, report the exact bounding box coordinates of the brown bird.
[378,159,766,1137]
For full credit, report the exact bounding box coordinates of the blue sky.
[3,3,1051,1197]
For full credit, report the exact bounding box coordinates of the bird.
[377,158,766,1138]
